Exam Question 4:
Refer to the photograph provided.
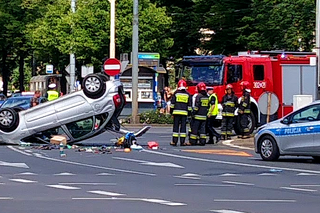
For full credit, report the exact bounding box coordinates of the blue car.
[0,94,7,107]
[0,95,47,110]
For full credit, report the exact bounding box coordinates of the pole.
[109,0,115,58]
[132,0,139,124]
[316,0,320,87]
[70,0,76,93]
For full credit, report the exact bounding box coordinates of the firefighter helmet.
[197,82,207,92]
[226,84,233,90]
[177,79,187,90]
[240,81,250,89]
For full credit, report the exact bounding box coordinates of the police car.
[0,73,130,145]
[254,100,320,161]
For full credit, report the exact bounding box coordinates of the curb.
[222,140,254,151]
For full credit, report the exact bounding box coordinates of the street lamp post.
[70,0,76,93]
[109,0,115,59]
[131,0,139,124]
[316,0,320,87]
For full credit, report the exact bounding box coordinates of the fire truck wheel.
[234,112,256,135]
[259,135,280,161]
[0,108,19,132]
[82,74,106,99]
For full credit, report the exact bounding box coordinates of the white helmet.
[48,83,56,89]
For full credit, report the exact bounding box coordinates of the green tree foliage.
[26,0,173,70]
[239,0,316,51]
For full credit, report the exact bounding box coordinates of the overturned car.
[0,73,128,145]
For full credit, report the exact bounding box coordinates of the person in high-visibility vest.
[221,84,238,140]
[206,87,221,144]
[170,79,192,146]
[46,83,59,101]
[238,81,251,139]
[189,82,209,146]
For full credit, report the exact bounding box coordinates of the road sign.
[46,64,53,74]
[104,58,121,76]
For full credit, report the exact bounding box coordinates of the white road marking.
[258,173,277,176]
[0,183,5,185]
[181,173,201,177]
[88,190,125,196]
[113,157,184,168]
[291,184,320,187]
[296,173,318,176]
[214,199,296,202]
[16,172,37,176]
[175,183,233,187]
[143,149,320,174]
[30,152,156,176]
[280,187,317,192]
[10,179,37,183]
[47,185,80,190]
[174,175,201,180]
[219,173,240,177]
[142,198,186,206]
[112,157,147,163]
[0,161,29,169]
[7,146,32,156]
[96,173,115,176]
[222,181,254,186]
[210,210,249,213]
[140,162,184,168]
[0,197,13,200]
[54,172,75,176]
[60,183,117,186]
[72,197,187,206]
[222,140,254,150]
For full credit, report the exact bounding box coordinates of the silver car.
[254,100,320,161]
[0,73,126,144]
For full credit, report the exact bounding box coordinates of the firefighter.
[189,82,209,146]
[238,81,251,139]
[206,87,221,144]
[221,84,238,140]
[170,79,192,146]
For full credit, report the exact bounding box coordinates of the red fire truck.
[177,51,318,134]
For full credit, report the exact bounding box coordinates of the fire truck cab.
[178,51,318,134]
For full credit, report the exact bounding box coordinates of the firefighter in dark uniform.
[189,82,209,146]
[170,79,192,146]
[221,84,238,140]
[238,81,251,139]
[206,87,221,144]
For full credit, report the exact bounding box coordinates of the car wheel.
[82,74,106,99]
[0,108,19,132]
[259,135,280,161]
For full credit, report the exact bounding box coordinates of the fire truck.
[177,51,318,134]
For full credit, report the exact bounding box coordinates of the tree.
[239,0,315,51]
[26,0,173,72]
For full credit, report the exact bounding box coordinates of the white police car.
[254,101,320,161]
[0,73,129,145]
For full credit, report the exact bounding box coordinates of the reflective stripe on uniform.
[173,110,188,115]
[194,115,207,120]
[172,132,179,137]
[222,112,234,117]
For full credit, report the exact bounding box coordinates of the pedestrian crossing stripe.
[182,149,252,157]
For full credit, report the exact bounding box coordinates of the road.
[1,126,320,213]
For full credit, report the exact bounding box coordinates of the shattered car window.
[66,117,93,139]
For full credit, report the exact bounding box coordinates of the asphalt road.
[1,126,320,213]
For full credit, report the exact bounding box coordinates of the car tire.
[234,112,256,135]
[82,74,106,99]
[0,108,19,132]
[259,135,280,161]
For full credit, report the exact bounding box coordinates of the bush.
[139,110,173,124]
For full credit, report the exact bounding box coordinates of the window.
[253,65,264,80]
[66,117,93,139]
[227,64,242,84]
[292,105,320,123]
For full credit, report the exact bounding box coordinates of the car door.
[279,105,320,154]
